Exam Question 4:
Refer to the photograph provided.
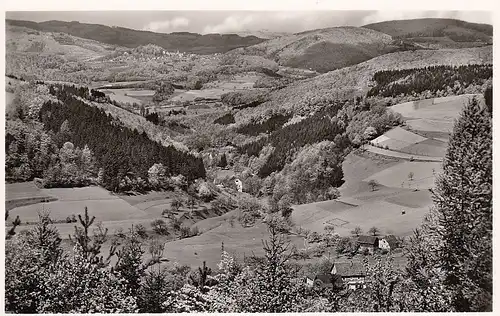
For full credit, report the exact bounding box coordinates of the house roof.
[383,235,399,249]
[357,235,379,245]
[335,261,367,277]
[315,274,332,284]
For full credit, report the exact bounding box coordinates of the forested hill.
[40,84,206,192]
[363,18,492,43]
[5,19,266,54]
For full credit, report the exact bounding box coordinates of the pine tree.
[69,207,116,266]
[429,97,492,311]
[113,231,148,297]
[218,153,228,168]
[240,222,306,312]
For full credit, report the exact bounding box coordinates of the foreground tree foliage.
[396,95,492,312]
[428,97,492,311]
[5,212,137,313]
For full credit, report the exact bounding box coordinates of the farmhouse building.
[305,261,367,290]
[357,235,379,254]
[379,234,399,251]
[305,273,343,290]
[332,261,368,290]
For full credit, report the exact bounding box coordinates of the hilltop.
[364,18,492,48]
[237,26,401,73]
[6,24,117,60]
[6,19,266,54]
[228,30,290,39]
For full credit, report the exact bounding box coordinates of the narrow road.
[365,145,443,162]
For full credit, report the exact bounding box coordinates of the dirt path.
[365,145,443,162]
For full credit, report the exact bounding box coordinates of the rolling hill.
[6,24,117,61]
[237,26,411,73]
[364,18,492,48]
[6,19,267,54]
[234,45,493,121]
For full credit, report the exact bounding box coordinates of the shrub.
[214,113,235,125]
[211,195,237,214]
[307,231,321,243]
[151,219,169,235]
[368,179,379,192]
[135,224,147,238]
[115,227,127,239]
[179,226,192,239]
[190,226,200,236]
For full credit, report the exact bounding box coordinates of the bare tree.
[368,226,380,236]
[351,226,363,237]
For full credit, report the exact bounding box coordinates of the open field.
[101,88,154,105]
[367,95,472,160]
[390,94,479,120]
[385,189,433,209]
[170,88,228,102]
[339,151,401,197]
[6,184,226,248]
[5,182,57,211]
[9,197,148,223]
[363,161,442,190]
[171,74,262,102]
[371,127,427,150]
[389,94,482,134]
[6,181,45,200]
[91,80,150,89]
[405,119,455,134]
[365,145,443,162]
[400,138,447,157]
[6,185,154,229]
[292,199,429,237]
[161,220,305,269]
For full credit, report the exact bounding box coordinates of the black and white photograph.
[2,0,494,313]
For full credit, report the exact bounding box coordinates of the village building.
[357,235,379,254]
[378,234,399,252]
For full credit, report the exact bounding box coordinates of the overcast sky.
[6,11,493,34]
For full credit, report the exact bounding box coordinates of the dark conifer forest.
[38,84,205,192]
[367,64,492,98]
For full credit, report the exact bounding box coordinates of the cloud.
[200,11,376,34]
[202,14,256,34]
[143,16,189,32]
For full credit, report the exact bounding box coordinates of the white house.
[234,179,243,193]
[379,235,399,251]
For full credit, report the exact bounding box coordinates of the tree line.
[367,64,492,98]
